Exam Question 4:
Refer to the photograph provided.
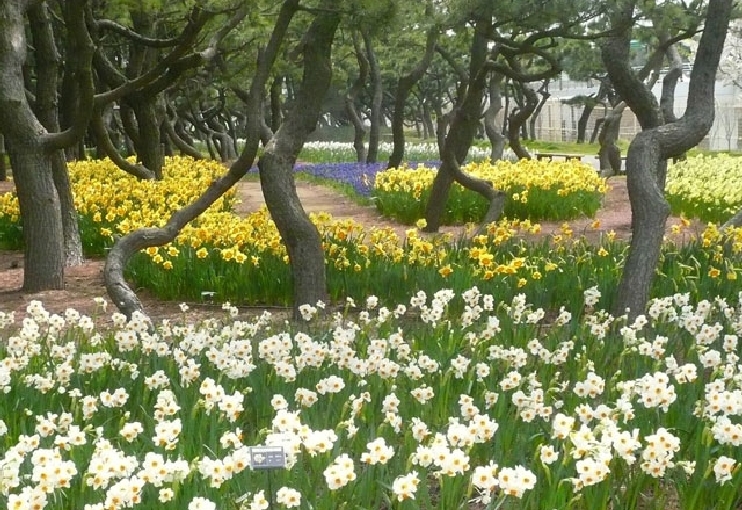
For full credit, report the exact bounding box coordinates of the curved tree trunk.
[598,103,625,177]
[164,115,203,159]
[507,84,537,159]
[92,106,156,179]
[120,102,140,156]
[388,16,438,169]
[424,11,504,233]
[258,5,339,316]
[604,0,732,318]
[104,0,300,317]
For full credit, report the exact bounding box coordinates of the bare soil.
[0,176,702,322]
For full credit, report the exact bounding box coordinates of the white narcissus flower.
[188,496,216,510]
[714,456,737,484]
[275,486,301,508]
[392,472,420,501]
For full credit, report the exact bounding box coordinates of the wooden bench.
[534,152,584,162]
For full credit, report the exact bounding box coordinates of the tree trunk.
[388,19,438,169]
[528,81,550,141]
[258,6,339,316]
[422,100,435,139]
[363,28,383,164]
[590,116,604,144]
[120,102,140,156]
[0,135,6,181]
[722,208,742,230]
[424,11,506,233]
[131,97,165,178]
[12,148,65,290]
[598,103,624,176]
[28,1,84,266]
[270,74,283,132]
[58,0,82,162]
[52,153,85,266]
[507,84,537,159]
[164,114,203,159]
[344,30,368,163]
[605,0,732,318]
[435,104,449,152]
[576,103,595,143]
[0,0,94,291]
[484,73,507,161]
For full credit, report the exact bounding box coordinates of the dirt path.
[238,176,697,243]
[0,177,700,321]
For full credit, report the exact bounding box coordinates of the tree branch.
[94,18,183,47]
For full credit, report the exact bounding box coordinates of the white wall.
[537,72,742,149]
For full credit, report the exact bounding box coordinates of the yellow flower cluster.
[0,156,235,239]
[667,154,742,220]
[374,159,608,200]
[69,156,236,235]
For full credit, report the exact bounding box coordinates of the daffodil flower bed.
[0,156,236,255]
[372,159,608,225]
[667,154,742,224]
[3,287,742,510]
[126,209,742,314]
[0,156,740,312]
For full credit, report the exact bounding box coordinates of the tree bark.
[484,73,507,162]
[105,0,300,317]
[605,0,733,318]
[363,28,383,163]
[28,1,85,267]
[590,116,604,144]
[576,103,594,143]
[258,6,340,317]
[130,96,165,178]
[722,208,742,230]
[270,74,283,132]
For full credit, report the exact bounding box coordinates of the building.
[533,71,742,150]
